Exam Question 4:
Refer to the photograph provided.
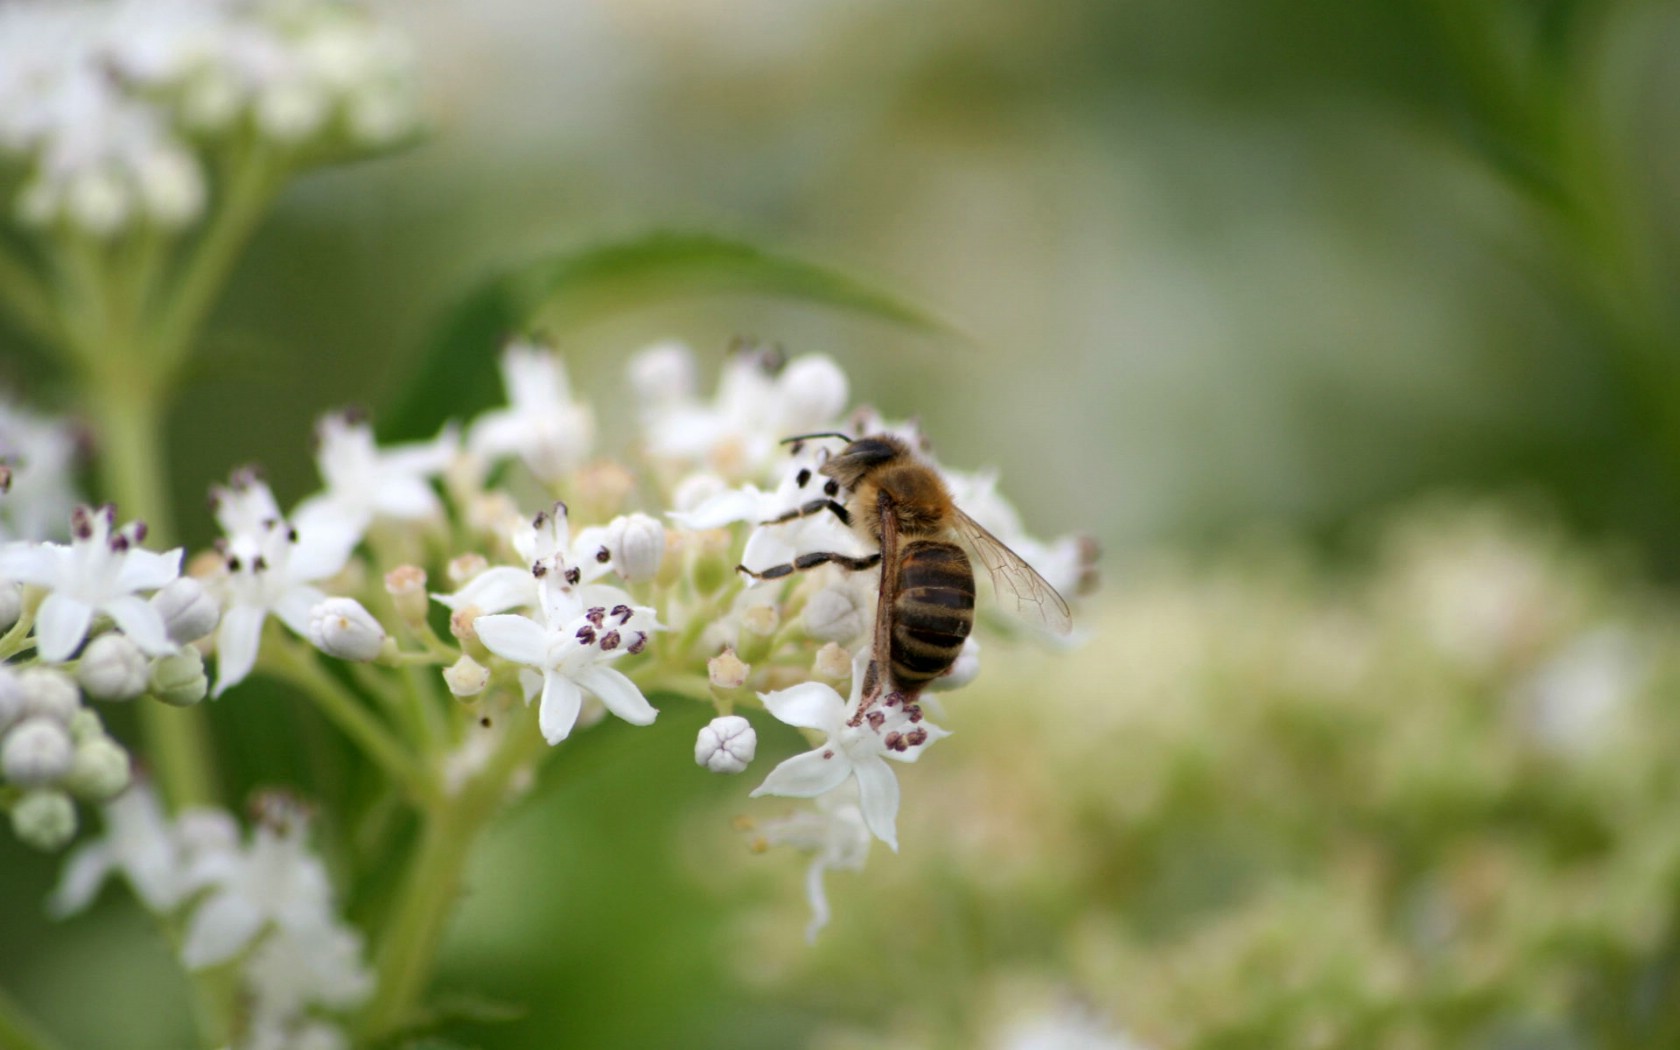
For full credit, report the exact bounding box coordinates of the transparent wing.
[951,509,1073,634]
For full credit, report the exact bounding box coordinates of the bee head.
[820,435,908,489]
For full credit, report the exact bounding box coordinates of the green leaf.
[381,231,956,440]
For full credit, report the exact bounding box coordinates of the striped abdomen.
[890,540,975,689]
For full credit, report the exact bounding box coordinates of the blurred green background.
[7,0,1680,1047]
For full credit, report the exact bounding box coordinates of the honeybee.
[739,431,1073,702]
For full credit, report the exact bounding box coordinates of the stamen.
[576,625,597,644]
[586,606,605,626]
[595,546,610,563]
[627,632,647,654]
[610,604,632,624]
[564,566,581,585]
[599,630,621,651]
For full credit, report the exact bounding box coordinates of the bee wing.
[951,508,1073,635]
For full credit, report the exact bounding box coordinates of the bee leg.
[760,499,852,528]
[736,550,881,580]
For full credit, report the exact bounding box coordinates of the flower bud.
[68,709,105,743]
[776,354,848,432]
[629,341,697,405]
[804,585,865,643]
[741,603,779,638]
[708,648,749,690]
[12,789,75,851]
[77,633,149,701]
[385,565,430,626]
[695,715,757,774]
[813,643,852,682]
[0,668,24,732]
[151,577,220,643]
[443,655,489,698]
[308,598,387,662]
[2,717,75,786]
[615,514,665,583]
[68,736,131,800]
[0,580,20,632]
[449,605,482,646]
[448,553,490,586]
[149,648,209,707]
[19,669,80,723]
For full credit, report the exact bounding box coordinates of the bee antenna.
[780,431,854,445]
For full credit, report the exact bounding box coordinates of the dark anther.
[131,521,148,543]
[532,510,548,529]
[339,404,370,426]
[228,555,242,571]
[564,566,581,585]
[480,717,492,728]
[599,630,621,651]
[884,731,905,752]
[823,479,839,497]
[907,705,923,723]
[866,710,885,729]
[262,517,277,530]
[586,606,606,626]
[595,546,611,563]
[821,749,835,760]
[110,535,130,552]
[796,468,812,488]
[576,625,597,645]
[627,632,647,654]
[287,526,299,543]
[533,562,548,578]
[252,555,268,572]
[213,538,229,554]
[611,604,632,624]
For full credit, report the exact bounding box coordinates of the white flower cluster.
[0,0,417,236]
[52,786,371,1050]
[0,394,84,543]
[2,338,1088,946]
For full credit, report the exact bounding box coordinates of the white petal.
[750,748,853,800]
[288,505,359,580]
[887,721,951,763]
[465,413,528,461]
[0,541,60,585]
[34,592,93,662]
[274,585,327,637]
[473,614,550,667]
[668,486,767,529]
[852,755,901,851]
[432,567,536,614]
[537,673,584,744]
[372,476,439,520]
[759,682,844,733]
[803,857,832,944]
[575,665,657,727]
[213,603,267,696]
[103,595,174,655]
[739,529,799,575]
[47,842,115,918]
[180,890,265,968]
[114,547,181,592]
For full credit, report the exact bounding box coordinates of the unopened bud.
[68,736,131,800]
[12,789,75,851]
[776,354,849,433]
[19,669,79,723]
[0,668,23,732]
[77,633,149,701]
[813,643,852,681]
[449,605,482,645]
[2,717,75,785]
[615,513,665,582]
[740,603,779,638]
[443,655,489,698]
[68,709,105,743]
[385,565,429,624]
[150,577,219,643]
[448,553,490,586]
[0,580,19,632]
[628,341,697,405]
[149,648,208,707]
[804,585,864,643]
[708,648,750,690]
[695,715,756,774]
[308,598,387,662]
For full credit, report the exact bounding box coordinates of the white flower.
[473,574,660,745]
[466,340,594,483]
[637,344,849,481]
[758,785,872,942]
[306,597,386,662]
[0,504,181,662]
[0,393,82,542]
[750,654,948,851]
[208,472,351,697]
[434,502,638,615]
[49,782,228,916]
[673,446,868,575]
[695,715,756,774]
[243,917,372,1045]
[179,796,337,969]
[291,410,455,558]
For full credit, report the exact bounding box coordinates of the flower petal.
[47,842,115,918]
[180,889,266,969]
[750,747,853,800]
[852,754,901,851]
[432,567,536,614]
[103,594,174,655]
[575,665,657,727]
[34,592,93,662]
[759,681,844,733]
[803,857,831,944]
[667,485,766,529]
[213,603,267,697]
[273,585,327,637]
[537,673,584,744]
[0,540,62,585]
[473,614,549,667]
[114,547,181,592]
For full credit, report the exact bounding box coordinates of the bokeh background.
[7,0,1680,1047]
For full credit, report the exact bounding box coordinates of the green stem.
[264,639,436,808]
[0,247,59,348]
[0,983,67,1050]
[358,701,549,1041]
